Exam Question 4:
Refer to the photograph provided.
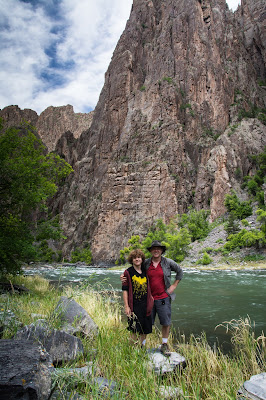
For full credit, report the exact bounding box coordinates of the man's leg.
[155,298,172,355]
[162,325,170,339]
[161,325,171,355]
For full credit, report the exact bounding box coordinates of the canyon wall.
[1,0,265,262]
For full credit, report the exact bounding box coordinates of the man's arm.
[169,259,183,281]
[167,279,180,295]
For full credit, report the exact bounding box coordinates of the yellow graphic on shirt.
[132,275,147,299]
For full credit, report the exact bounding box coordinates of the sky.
[0,0,241,115]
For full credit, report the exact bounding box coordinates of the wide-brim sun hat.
[147,240,166,253]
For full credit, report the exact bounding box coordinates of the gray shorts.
[151,296,171,326]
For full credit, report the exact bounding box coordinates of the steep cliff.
[1,0,265,262]
[0,104,93,153]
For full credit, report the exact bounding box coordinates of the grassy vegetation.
[1,275,265,399]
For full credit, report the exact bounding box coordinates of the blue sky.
[0,0,241,115]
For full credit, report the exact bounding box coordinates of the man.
[121,240,183,355]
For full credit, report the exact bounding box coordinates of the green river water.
[24,264,266,352]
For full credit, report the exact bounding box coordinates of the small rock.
[158,385,184,399]
[147,348,186,375]
[237,373,266,400]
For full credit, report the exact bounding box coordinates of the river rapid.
[23,263,266,352]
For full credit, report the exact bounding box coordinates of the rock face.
[53,296,98,337]
[0,339,52,400]
[36,105,94,152]
[15,320,84,364]
[0,104,93,153]
[1,0,265,262]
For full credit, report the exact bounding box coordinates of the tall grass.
[0,276,265,399]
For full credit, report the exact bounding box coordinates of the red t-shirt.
[147,261,168,300]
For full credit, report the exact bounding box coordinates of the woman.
[122,249,154,347]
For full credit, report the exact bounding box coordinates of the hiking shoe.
[161,343,171,356]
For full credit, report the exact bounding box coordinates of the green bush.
[200,247,214,254]
[0,119,73,275]
[116,218,191,264]
[238,105,266,125]
[116,235,144,264]
[177,208,211,241]
[241,219,249,227]
[243,254,266,262]
[225,213,240,237]
[256,209,266,235]
[162,76,173,84]
[164,228,191,262]
[224,192,252,219]
[224,229,266,252]
[71,245,92,265]
[196,252,213,265]
[242,149,266,206]
[36,240,57,262]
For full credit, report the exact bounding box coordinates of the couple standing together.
[121,240,183,356]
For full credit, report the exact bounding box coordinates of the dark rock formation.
[53,296,98,337]
[15,320,84,364]
[1,0,265,262]
[0,339,52,400]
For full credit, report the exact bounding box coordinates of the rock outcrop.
[0,339,52,400]
[56,0,265,261]
[15,320,84,364]
[36,105,94,152]
[1,0,265,262]
[0,104,93,153]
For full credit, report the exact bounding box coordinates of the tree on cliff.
[0,119,73,276]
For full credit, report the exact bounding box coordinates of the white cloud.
[0,0,241,115]
[0,0,132,114]
[226,0,241,11]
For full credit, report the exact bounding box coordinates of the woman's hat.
[147,240,166,253]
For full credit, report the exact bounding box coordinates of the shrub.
[116,235,144,264]
[241,219,249,227]
[224,229,266,252]
[116,218,191,264]
[243,254,266,262]
[162,76,173,84]
[242,149,266,206]
[196,252,213,265]
[238,105,266,125]
[256,209,266,235]
[225,213,240,237]
[0,120,73,275]
[224,192,252,219]
[200,247,214,254]
[177,208,211,241]
[71,245,92,265]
